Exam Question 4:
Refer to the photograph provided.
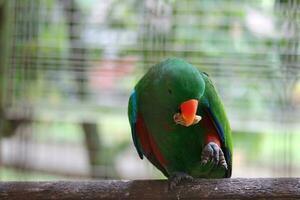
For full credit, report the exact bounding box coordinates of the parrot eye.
[168,89,172,94]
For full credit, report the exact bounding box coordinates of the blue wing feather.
[201,72,232,177]
[206,106,225,144]
[128,90,144,159]
[206,105,231,177]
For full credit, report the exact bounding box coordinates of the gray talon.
[201,142,228,168]
[212,145,219,164]
[219,150,228,169]
[200,143,213,164]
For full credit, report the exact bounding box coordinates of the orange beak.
[180,99,198,126]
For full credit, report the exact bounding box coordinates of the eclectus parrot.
[128,58,232,188]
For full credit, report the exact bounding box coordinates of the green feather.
[201,72,233,177]
[129,58,233,178]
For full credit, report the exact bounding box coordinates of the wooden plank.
[0,178,300,200]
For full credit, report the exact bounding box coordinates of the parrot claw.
[220,156,228,170]
[168,172,193,190]
[201,142,228,169]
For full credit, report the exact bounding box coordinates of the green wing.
[128,90,169,177]
[201,72,233,177]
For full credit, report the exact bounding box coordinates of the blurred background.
[0,0,300,180]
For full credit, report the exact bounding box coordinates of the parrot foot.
[201,142,228,169]
[168,172,193,190]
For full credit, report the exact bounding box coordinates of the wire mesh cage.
[0,0,300,180]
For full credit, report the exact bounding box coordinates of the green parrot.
[128,58,232,188]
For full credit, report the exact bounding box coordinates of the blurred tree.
[275,0,300,116]
[273,0,300,176]
[60,0,102,178]
[0,1,33,139]
[141,0,173,70]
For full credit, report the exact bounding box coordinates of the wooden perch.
[0,178,300,200]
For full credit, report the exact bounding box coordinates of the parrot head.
[151,58,205,127]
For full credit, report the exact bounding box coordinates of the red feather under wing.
[135,114,169,177]
[200,109,221,147]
